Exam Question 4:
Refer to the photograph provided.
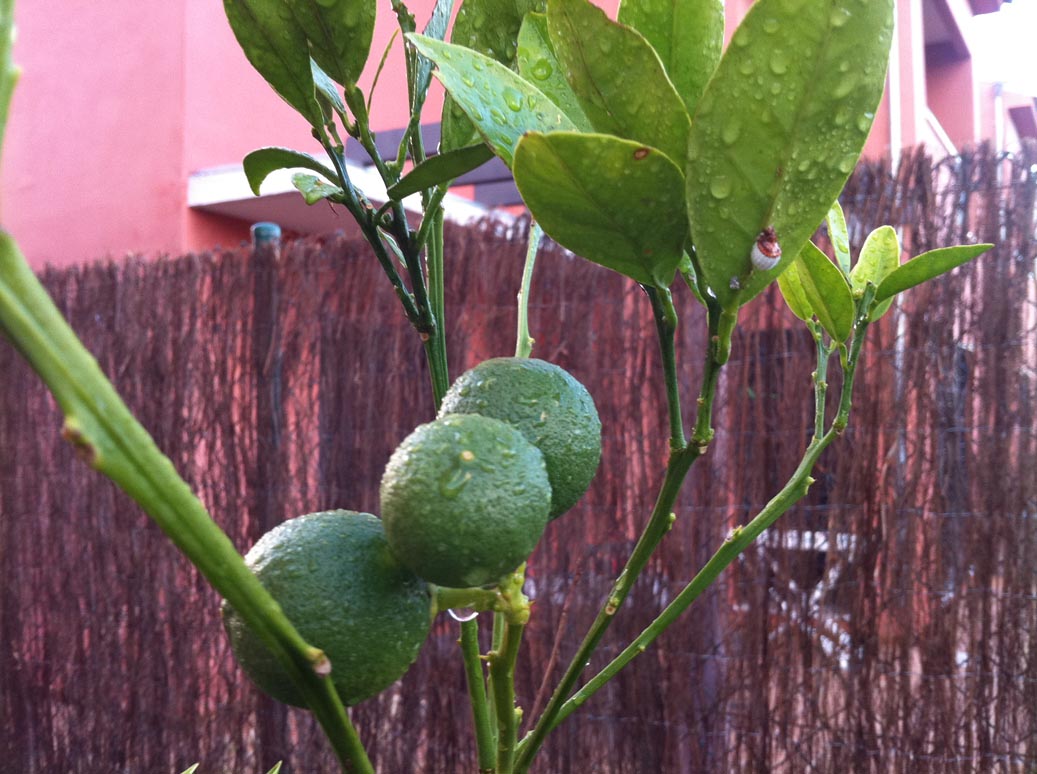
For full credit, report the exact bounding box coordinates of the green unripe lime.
[380,413,551,588]
[439,357,601,519]
[222,510,431,707]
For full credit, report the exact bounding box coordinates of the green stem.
[545,312,870,734]
[515,305,728,772]
[515,223,543,359]
[460,619,496,772]
[434,586,499,614]
[646,286,685,450]
[491,569,531,774]
[810,322,829,441]
[424,209,449,407]
[0,233,375,774]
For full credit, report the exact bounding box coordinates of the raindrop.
[857,112,875,132]
[462,74,475,87]
[710,176,732,199]
[830,7,852,27]
[733,28,751,47]
[439,467,472,498]
[503,87,524,112]
[722,120,742,145]
[763,17,780,33]
[530,59,553,81]
[472,58,484,71]
[769,51,789,75]
[448,608,479,623]
[837,153,857,173]
[834,73,857,98]
[834,105,851,126]
[489,107,508,126]
[739,59,756,76]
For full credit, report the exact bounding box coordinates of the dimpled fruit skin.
[380,413,551,588]
[221,510,431,707]
[439,358,601,519]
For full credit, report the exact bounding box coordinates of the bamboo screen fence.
[1,143,1035,773]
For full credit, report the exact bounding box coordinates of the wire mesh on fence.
[1,142,1035,773]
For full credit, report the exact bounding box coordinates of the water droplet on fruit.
[439,467,472,497]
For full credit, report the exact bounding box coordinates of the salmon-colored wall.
[0,0,988,269]
[926,57,978,150]
[2,2,187,268]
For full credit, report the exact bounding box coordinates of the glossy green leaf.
[776,259,814,322]
[685,0,893,308]
[311,59,348,123]
[616,0,723,115]
[547,0,690,166]
[413,0,455,106]
[875,244,993,302]
[387,143,494,199]
[0,0,19,170]
[292,173,344,204]
[514,132,687,287]
[826,200,851,276]
[285,0,375,86]
[439,0,546,152]
[516,13,592,131]
[242,147,338,196]
[408,35,576,167]
[223,0,322,127]
[851,225,899,319]
[851,226,899,291]
[795,241,854,342]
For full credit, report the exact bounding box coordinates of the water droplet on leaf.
[710,176,732,199]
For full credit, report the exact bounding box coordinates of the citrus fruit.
[222,510,431,707]
[439,357,601,519]
[380,413,551,588]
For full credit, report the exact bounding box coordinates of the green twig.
[460,619,496,772]
[810,321,830,441]
[0,233,375,774]
[544,306,872,733]
[515,300,728,772]
[646,286,685,450]
[423,208,449,407]
[515,223,543,359]
[490,569,531,773]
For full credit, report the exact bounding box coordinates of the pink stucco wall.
[2,0,989,270]
[2,2,188,268]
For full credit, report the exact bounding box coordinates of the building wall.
[0,0,1008,269]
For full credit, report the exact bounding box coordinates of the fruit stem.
[490,568,530,774]
[545,312,871,730]
[460,618,497,771]
[515,222,543,359]
[0,234,376,774]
